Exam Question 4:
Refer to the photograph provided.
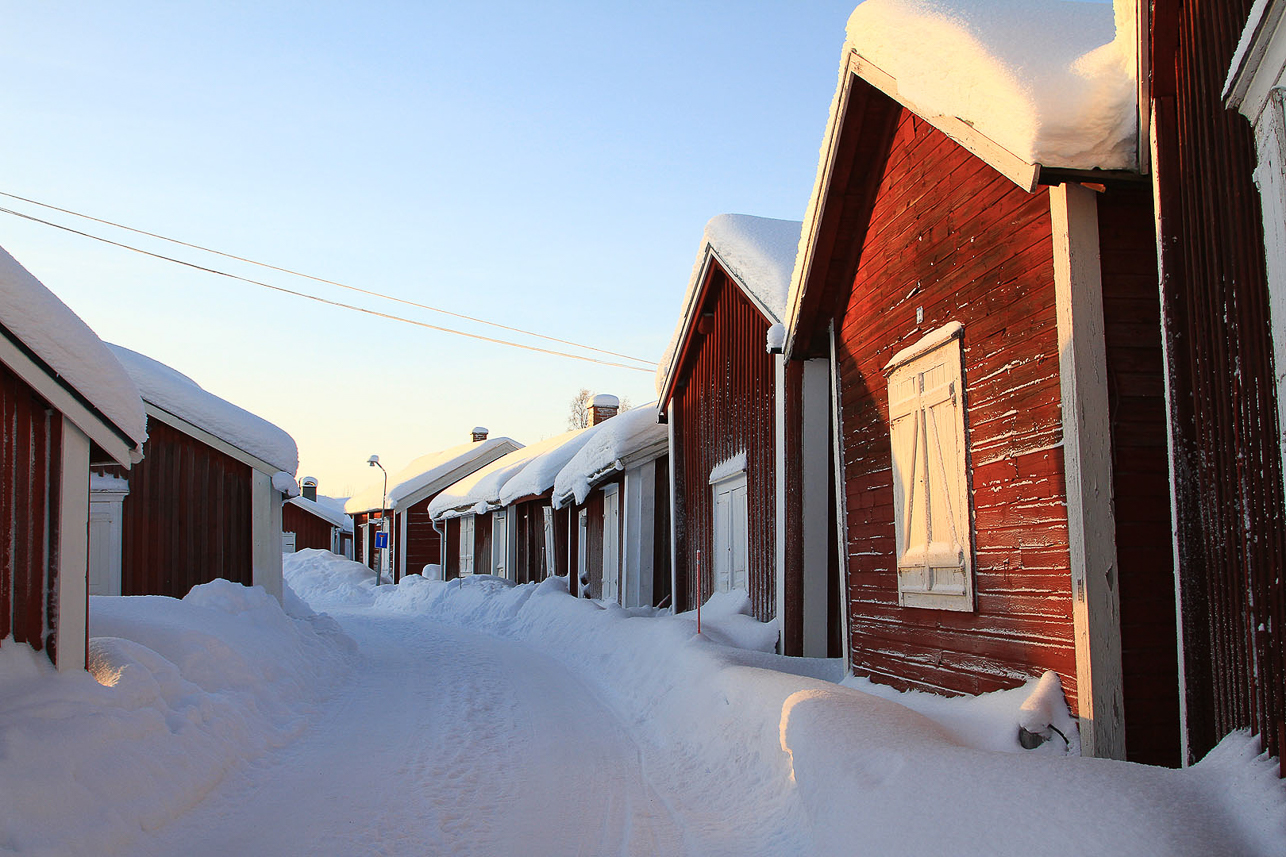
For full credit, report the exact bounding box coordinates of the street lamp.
[368,455,388,585]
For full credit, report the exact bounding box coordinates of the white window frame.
[885,324,974,611]
[459,515,475,576]
[710,469,749,594]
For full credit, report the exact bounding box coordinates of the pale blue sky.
[0,2,1098,497]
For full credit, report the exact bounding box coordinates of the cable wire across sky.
[0,191,658,373]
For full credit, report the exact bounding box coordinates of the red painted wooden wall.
[832,107,1078,703]
[98,419,252,599]
[1,360,64,663]
[670,268,777,621]
[283,502,335,551]
[402,494,441,578]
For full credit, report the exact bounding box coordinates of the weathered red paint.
[95,418,253,598]
[282,502,337,552]
[0,359,63,662]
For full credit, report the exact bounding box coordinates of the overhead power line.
[0,190,655,367]
[0,205,655,374]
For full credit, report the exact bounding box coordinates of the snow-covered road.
[135,609,684,857]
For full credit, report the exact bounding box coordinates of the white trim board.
[56,422,91,673]
[1050,182,1126,760]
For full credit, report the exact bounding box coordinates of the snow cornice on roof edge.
[785,0,1141,360]
[655,214,802,407]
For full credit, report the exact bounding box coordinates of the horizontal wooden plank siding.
[1,360,63,661]
[283,503,335,551]
[833,107,1078,703]
[1153,0,1286,768]
[1098,184,1181,767]
[101,419,253,599]
[671,268,777,621]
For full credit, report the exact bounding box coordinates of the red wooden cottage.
[283,477,353,554]
[494,404,614,586]
[1155,0,1286,772]
[346,433,520,582]
[429,433,588,580]
[657,213,843,656]
[782,2,1178,763]
[0,245,147,670]
[552,403,670,607]
[90,344,299,602]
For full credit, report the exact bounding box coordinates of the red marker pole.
[696,549,702,636]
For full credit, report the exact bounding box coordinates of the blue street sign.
[375,532,388,549]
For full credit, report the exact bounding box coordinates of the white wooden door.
[712,474,749,593]
[459,516,475,576]
[493,511,508,579]
[577,509,589,594]
[542,506,557,578]
[88,499,123,596]
[602,487,620,602]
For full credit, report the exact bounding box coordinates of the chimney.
[301,477,318,502]
[472,426,489,443]
[588,394,619,426]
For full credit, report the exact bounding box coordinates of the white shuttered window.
[886,325,974,611]
[459,516,475,577]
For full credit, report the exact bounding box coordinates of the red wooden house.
[429,433,590,580]
[90,344,299,602]
[283,477,352,554]
[552,403,670,607]
[657,213,844,656]
[0,245,147,670]
[783,4,1178,764]
[1154,0,1286,771]
[346,433,520,582]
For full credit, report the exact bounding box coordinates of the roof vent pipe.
[589,394,619,426]
[472,426,489,442]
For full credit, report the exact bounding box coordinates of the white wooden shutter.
[493,511,508,578]
[459,516,475,576]
[887,329,973,611]
[603,487,620,602]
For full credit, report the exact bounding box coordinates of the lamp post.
[368,455,388,586]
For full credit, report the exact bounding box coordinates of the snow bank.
[844,0,1138,170]
[0,580,352,857]
[0,245,147,449]
[345,436,521,514]
[108,344,298,474]
[656,214,803,396]
[552,405,668,506]
[428,431,583,519]
[287,552,1286,857]
[497,426,597,507]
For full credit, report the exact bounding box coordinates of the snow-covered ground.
[1,551,1282,856]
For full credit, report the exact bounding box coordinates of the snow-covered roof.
[842,0,1138,172]
[553,405,668,507]
[655,214,802,399]
[0,245,147,453]
[428,431,583,520]
[287,494,352,530]
[497,426,599,507]
[108,344,298,474]
[345,437,523,514]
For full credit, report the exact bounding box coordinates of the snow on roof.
[345,437,522,514]
[428,431,583,519]
[287,494,352,530]
[553,405,668,507]
[0,245,147,450]
[844,0,1137,170]
[108,344,298,474]
[497,426,599,507]
[655,214,802,397]
[591,393,619,408]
